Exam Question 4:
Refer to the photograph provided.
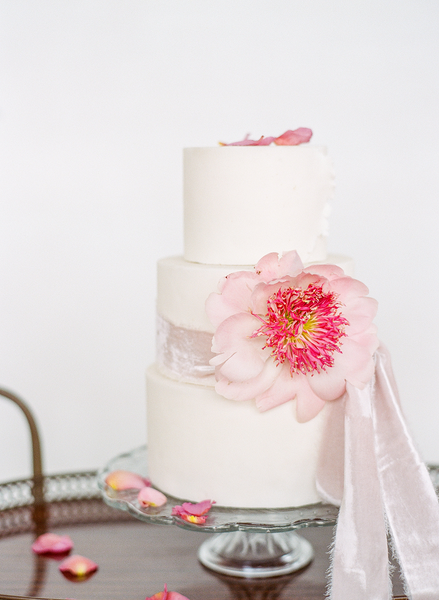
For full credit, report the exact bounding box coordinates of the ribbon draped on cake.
[156,318,439,598]
[317,345,439,600]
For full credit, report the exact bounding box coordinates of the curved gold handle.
[0,388,44,506]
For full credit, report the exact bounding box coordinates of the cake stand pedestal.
[98,446,339,579]
[197,530,313,578]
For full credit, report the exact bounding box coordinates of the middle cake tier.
[155,255,354,386]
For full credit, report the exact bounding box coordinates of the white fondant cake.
[146,143,353,508]
[184,146,334,265]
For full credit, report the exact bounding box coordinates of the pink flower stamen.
[252,283,349,375]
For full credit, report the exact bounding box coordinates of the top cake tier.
[183,145,334,266]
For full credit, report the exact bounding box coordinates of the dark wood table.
[0,475,407,600]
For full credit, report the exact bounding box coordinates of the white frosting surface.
[147,141,353,509]
[157,254,355,332]
[183,146,334,265]
[146,364,327,508]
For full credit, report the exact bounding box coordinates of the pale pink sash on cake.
[317,345,439,599]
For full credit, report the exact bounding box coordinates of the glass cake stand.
[99,446,439,581]
[98,446,340,578]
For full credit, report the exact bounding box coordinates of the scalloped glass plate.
[97,445,339,533]
[98,446,439,534]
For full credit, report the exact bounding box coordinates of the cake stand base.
[197,530,314,578]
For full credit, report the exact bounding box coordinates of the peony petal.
[255,364,299,411]
[210,311,267,377]
[274,128,312,145]
[295,382,327,423]
[332,337,377,388]
[328,275,370,302]
[215,358,279,401]
[59,554,98,577]
[206,271,257,327]
[254,250,303,282]
[32,533,73,555]
[307,367,347,402]
[277,251,305,277]
[105,470,150,491]
[303,263,345,281]
[138,487,167,508]
[293,271,323,291]
[250,279,292,315]
[343,297,379,335]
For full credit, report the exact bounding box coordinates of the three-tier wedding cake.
[145,133,366,508]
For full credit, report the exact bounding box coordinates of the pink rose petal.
[220,135,275,146]
[59,554,98,577]
[138,486,167,507]
[32,532,74,555]
[105,469,150,491]
[181,500,215,516]
[171,500,215,524]
[274,128,313,145]
[146,584,191,600]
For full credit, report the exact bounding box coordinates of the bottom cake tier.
[146,365,328,509]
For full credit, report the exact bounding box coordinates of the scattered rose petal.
[274,128,313,145]
[220,135,275,146]
[31,532,74,555]
[171,499,215,524]
[146,583,191,600]
[220,129,312,146]
[180,500,215,516]
[138,486,167,507]
[59,554,98,578]
[105,469,150,491]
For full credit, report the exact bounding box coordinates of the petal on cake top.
[219,135,276,146]
[105,470,151,491]
[31,532,73,555]
[274,128,313,145]
[219,130,313,146]
[207,250,379,422]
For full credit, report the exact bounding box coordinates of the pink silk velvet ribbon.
[317,345,439,599]
[156,318,439,596]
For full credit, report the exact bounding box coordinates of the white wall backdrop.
[1,0,438,481]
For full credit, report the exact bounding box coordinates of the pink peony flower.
[206,251,378,422]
